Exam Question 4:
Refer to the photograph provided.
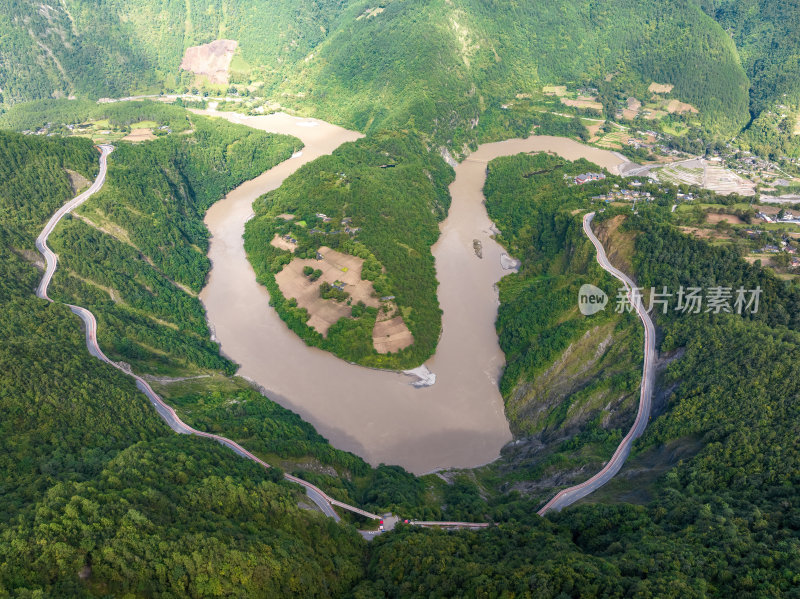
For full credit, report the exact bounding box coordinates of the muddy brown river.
[197,109,628,473]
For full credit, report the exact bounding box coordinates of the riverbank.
[197,108,627,473]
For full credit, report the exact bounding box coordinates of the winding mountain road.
[34,143,657,527]
[34,142,488,533]
[34,144,366,523]
[537,212,656,514]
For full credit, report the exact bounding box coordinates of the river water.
[197,109,628,473]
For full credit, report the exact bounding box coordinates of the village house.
[575,172,606,185]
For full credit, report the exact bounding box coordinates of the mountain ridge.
[1,0,758,145]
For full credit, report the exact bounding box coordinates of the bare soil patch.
[745,255,775,266]
[759,205,783,216]
[678,226,732,241]
[648,82,674,94]
[122,128,156,143]
[356,7,385,20]
[373,314,413,354]
[270,234,297,253]
[275,247,380,336]
[180,39,238,85]
[666,99,698,114]
[586,123,603,142]
[561,97,602,112]
[595,215,636,273]
[622,97,641,120]
[706,213,744,225]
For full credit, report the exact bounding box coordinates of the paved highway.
[537,212,656,514]
[36,145,115,301]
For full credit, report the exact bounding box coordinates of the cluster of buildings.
[756,211,800,225]
[752,233,799,264]
[592,188,652,203]
[573,172,606,185]
[309,214,361,236]
[757,240,798,255]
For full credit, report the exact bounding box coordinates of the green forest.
[0,99,194,133]
[350,308,800,596]
[347,158,800,597]
[707,0,800,115]
[3,2,800,592]
[485,156,641,431]
[6,0,800,156]
[245,130,454,369]
[41,111,300,374]
[1,0,754,148]
[474,153,644,500]
[0,130,370,597]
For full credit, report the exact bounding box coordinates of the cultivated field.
[706,213,745,225]
[595,130,629,149]
[678,226,731,241]
[373,310,413,354]
[655,159,756,196]
[270,234,297,252]
[705,164,756,196]
[666,99,698,114]
[561,97,603,112]
[276,247,415,351]
[622,97,642,120]
[122,128,156,142]
[276,247,380,335]
[543,85,567,97]
[657,162,704,186]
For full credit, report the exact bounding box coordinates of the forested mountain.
[7,125,800,595]
[704,0,800,115]
[475,153,645,499]
[697,0,800,156]
[352,154,800,597]
[4,1,800,595]
[40,107,300,375]
[1,0,752,145]
[0,131,369,596]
